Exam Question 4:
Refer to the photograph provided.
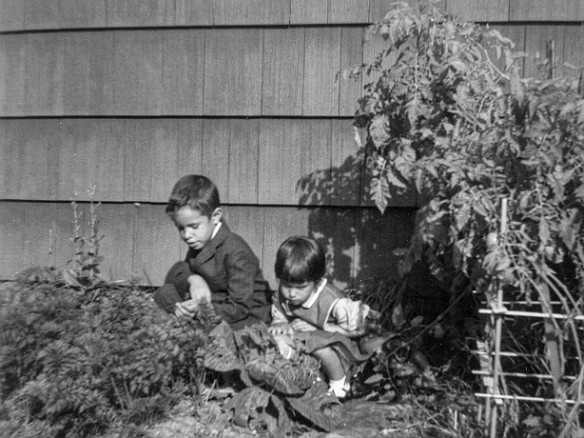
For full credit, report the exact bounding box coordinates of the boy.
[154,175,272,330]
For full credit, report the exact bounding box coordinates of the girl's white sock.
[329,375,348,398]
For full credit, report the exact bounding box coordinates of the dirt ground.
[146,397,428,438]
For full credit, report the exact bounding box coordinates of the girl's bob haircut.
[274,236,326,284]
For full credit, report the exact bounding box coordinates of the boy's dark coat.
[162,222,272,329]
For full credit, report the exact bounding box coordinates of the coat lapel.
[190,222,229,270]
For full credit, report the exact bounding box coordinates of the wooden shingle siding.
[114,31,165,115]
[564,25,584,78]
[177,119,205,178]
[121,120,179,202]
[133,203,181,286]
[328,0,370,24]
[261,27,305,116]
[106,0,174,28]
[24,0,61,30]
[509,0,583,22]
[291,0,328,25]
[0,117,428,208]
[0,34,25,116]
[161,30,206,116]
[98,203,137,280]
[201,119,231,203]
[25,33,64,116]
[3,0,584,32]
[0,0,24,31]
[3,25,582,118]
[524,25,566,78]
[330,120,363,207]
[214,0,290,25]
[22,203,58,268]
[228,119,261,204]
[302,27,342,116]
[446,0,509,22]
[63,32,115,115]
[203,28,263,115]
[0,202,25,277]
[339,27,365,116]
[258,119,306,205]
[175,0,213,26]
[61,0,107,29]
[58,119,102,201]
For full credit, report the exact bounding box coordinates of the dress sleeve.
[329,298,371,334]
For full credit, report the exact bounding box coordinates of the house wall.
[1,0,582,290]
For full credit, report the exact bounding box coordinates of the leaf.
[62,269,82,289]
[391,304,406,330]
[245,359,304,395]
[370,175,390,213]
[203,336,243,372]
[364,373,385,385]
[522,415,541,427]
[410,316,424,327]
[224,386,271,428]
[287,380,339,432]
[369,114,391,148]
[270,395,293,436]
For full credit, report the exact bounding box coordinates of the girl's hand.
[268,323,294,336]
[291,319,317,332]
[174,299,198,319]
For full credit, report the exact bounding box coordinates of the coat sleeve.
[214,245,258,324]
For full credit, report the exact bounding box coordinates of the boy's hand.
[175,299,198,319]
[268,323,294,336]
[291,319,317,333]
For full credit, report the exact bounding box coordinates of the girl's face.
[279,280,318,306]
[174,206,221,250]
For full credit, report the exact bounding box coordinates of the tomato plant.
[352,1,584,433]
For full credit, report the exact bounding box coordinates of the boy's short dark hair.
[166,175,220,219]
[275,236,326,284]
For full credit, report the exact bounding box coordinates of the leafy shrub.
[205,321,340,436]
[0,280,205,437]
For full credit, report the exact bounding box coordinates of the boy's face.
[279,280,317,306]
[174,206,222,250]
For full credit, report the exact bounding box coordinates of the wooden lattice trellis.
[474,199,584,437]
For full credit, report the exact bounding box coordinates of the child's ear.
[211,207,223,225]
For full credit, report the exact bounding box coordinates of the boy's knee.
[164,261,192,299]
[154,284,182,314]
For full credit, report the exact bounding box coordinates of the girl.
[268,236,384,398]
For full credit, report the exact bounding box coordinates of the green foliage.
[205,322,339,435]
[64,196,105,290]
[353,0,584,434]
[0,281,205,437]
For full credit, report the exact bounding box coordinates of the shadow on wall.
[296,147,418,294]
